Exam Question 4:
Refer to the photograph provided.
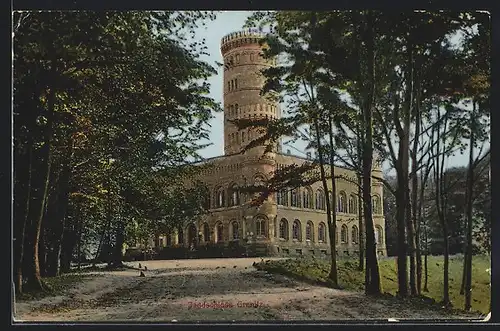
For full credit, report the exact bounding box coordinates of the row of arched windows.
[224,52,276,72]
[227,103,278,117]
[277,188,382,214]
[277,218,384,245]
[279,219,327,242]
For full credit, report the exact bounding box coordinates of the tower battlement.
[220,29,266,55]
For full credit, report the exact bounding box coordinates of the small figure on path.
[139,263,142,269]
[140,271,145,277]
[144,266,148,271]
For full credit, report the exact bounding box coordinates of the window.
[250,53,255,61]
[348,195,357,214]
[316,189,325,210]
[306,221,313,241]
[236,54,240,63]
[338,191,347,213]
[375,225,383,245]
[235,103,239,115]
[242,131,246,142]
[216,223,223,242]
[372,195,382,214]
[352,225,359,244]
[231,80,234,91]
[232,221,239,240]
[203,223,210,242]
[216,188,225,208]
[318,223,326,242]
[279,219,289,240]
[303,188,312,209]
[227,81,230,91]
[235,79,238,89]
[292,220,301,241]
[178,228,184,245]
[341,224,348,243]
[291,188,300,207]
[229,184,239,206]
[256,218,266,237]
[277,189,288,206]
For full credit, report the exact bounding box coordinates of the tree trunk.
[361,10,380,296]
[464,101,475,311]
[14,139,33,294]
[24,87,55,292]
[59,220,77,273]
[326,114,340,284]
[45,152,73,277]
[434,107,450,306]
[313,116,338,286]
[411,93,422,295]
[357,175,364,271]
[112,219,125,267]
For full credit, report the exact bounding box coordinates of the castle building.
[156,30,387,257]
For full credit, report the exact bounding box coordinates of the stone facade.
[156,30,387,258]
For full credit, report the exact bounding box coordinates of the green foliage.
[13,11,221,274]
[255,256,490,315]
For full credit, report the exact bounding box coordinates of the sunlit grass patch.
[254,255,490,315]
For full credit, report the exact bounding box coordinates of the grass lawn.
[254,254,490,315]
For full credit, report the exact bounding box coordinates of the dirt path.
[14,258,480,322]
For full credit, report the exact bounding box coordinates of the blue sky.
[194,11,487,172]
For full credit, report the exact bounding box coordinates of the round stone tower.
[220,30,281,252]
[220,29,281,155]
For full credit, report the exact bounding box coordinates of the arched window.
[229,184,239,206]
[348,194,357,214]
[215,187,225,208]
[255,217,266,237]
[338,191,347,213]
[352,225,359,244]
[250,53,255,62]
[236,132,240,144]
[227,81,230,91]
[178,228,184,245]
[216,223,224,242]
[230,104,234,116]
[341,225,348,243]
[235,79,238,89]
[292,220,302,241]
[232,221,239,240]
[375,225,383,245]
[203,193,210,210]
[279,218,289,240]
[306,221,314,241]
[318,222,326,242]
[235,54,240,63]
[203,223,210,242]
[230,80,234,91]
[303,187,312,209]
[242,131,246,142]
[316,189,325,210]
[372,195,382,214]
[235,103,239,115]
[291,188,300,207]
[277,189,288,206]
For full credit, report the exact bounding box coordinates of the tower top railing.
[220,29,267,55]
